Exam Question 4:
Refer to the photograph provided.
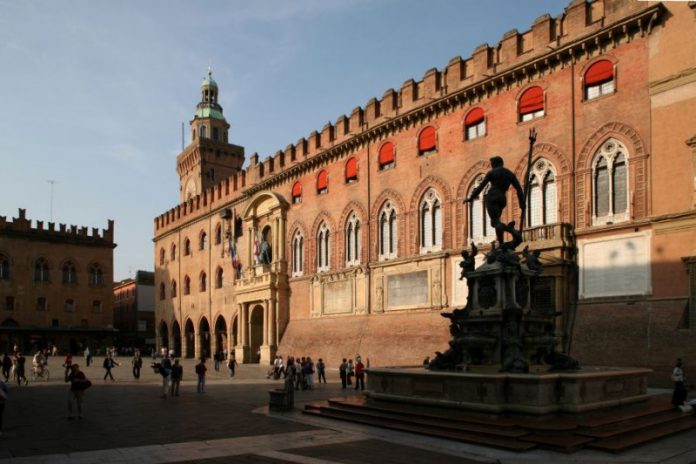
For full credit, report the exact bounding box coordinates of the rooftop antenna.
[47,179,57,221]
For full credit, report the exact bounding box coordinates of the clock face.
[185,178,197,200]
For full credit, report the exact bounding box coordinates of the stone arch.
[242,191,288,220]
[171,319,182,357]
[512,142,572,223]
[578,54,619,83]
[455,160,489,246]
[198,316,211,359]
[370,189,407,260]
[213,314,228,356]
[309,211,336,273]
[337,201,369,266]
[576,121,648,227]
[408,176,453,253]
[183,318,195,358]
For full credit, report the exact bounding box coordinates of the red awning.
[345,157,358,180]
[379,142,395,165]
[519,86,544,115]
[291,181,302,198]
[465,107,485,126]
[585,60,614,85]
[317,170,328,190]
[419,126,436,152]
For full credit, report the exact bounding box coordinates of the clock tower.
[177,68,245,202]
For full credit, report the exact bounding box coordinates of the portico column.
[263,299,269,345]
[280,217,286,262]
[240,303,248,346]
[194,330,201,360]
[269,298,277,347]
[180,332,186,358]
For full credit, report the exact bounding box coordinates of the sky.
[0,0,568,281]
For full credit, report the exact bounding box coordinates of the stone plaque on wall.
[387,271,428,308]
[579,232,651,299]
[323,279,352,314]
[451,255,484,307]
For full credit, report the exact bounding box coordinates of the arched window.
[171,243,177,261]
[62,261,77,285]
[379,142,395,170]
[345,213,361,266]
[199,272,207,292]
[418,126,437,156]
[214,224,222,245]
[92,300,102,313]
[215,267,223,289]
[200,125,207,138]
[292,230,304,277]
[592,138,629,225]
[379,202,398,260]
[199,231,208,250]
[316,222,330,272]
[519,86,545,122]
[64,299,75,313]
[292,181,302,204]
[184,238,191,256]
[317,170,328,195]
[89,264,103,286]
[159,248,165,265]
[468,175,496,243]
[345,157,358,183]
[159,282,166,300]
[420,190,442,252]
[171,279,177,298]
[212,127,219,140]
[0,255,10,280]
[183,275,191,295]
[465,108,486,140]
[34,258,50,282]
[526,159,558,227]
[585,59,614,100]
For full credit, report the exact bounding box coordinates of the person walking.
[227,356,238,378]
[195,358,207,393]
[160,356,172,398]
[84,347,91,367]
[339,358,348,389]
[672,358,687,409]
[102,355,119,381]
[15,353,27,386]
[317,358,326,384]
[170,359,183,396]
[346,359,354,386]
[305,357,315,390]
[63,353,73,378]
[132,351,143,380]
[65,364,90,420]
[354,357,365,391]
[2,354,11,382]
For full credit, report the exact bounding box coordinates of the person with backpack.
[170,359,183,396]
[195,358,207,393]
[103,355,119,381]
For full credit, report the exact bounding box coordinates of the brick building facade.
[154,0,696,383]
[113,270,155,349]
[0,209,116,354]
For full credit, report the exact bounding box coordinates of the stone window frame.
[183,275,191,295]
[316,222,330,273]
[199,230,208,251]
[215,266,224,289]
[291,230,304,277]
[33,258,50,283]
[419,189,442,253]
[345,213,361,267]
[170,243,177,261]
[64,298,75,313]
[378,202,398,261]
[591,138,630,226]
[171,279,177,298]
[468,175,496,244]
[199,271,207,292]
[88,263,104,287]
[183,238,191,256]
[214,223,223,246]
[159,247,166,266]
[527,158,558,228]
[0,254,10,280]
[61,260,78,285]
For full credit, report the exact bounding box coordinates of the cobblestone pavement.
[2,357,696,463]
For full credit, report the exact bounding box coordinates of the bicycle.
[31,364,50,381]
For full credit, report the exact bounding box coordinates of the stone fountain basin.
[365,366,651,415]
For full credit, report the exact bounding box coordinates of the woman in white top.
[672,358,687,408]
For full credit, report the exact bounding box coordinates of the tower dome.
[201,66,218,89]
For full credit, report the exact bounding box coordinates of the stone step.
[576,395,673,428]
[586,416,696,453]
[520,432,595,453]
[318,402,527,439]
[578,410,684,438]
[302,407,537,452]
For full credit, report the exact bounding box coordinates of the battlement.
[155,0,661,236]
[0,208,115,244]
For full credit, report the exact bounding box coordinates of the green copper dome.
[194,107,225,121]
[201,67,218,88]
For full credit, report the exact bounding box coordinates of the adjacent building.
[113,271,155,349]
[154,0,696,383]
[0,209,116,354]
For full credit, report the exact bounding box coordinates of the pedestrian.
[102,355,119,381]
[1,354,11,382]
[214,351,221,372]
[672,358,687,409]
[339,358,347,389]
[296,357,306,390]
[317,358,326,384]
[170,359,183,396]
[132,351,142,379]
[346,359,354,386]
[305,357,315,390]
[84,347,91,367]
[15,353,27,386]
[160,356,172,398]
[63,353,73,377]
[195,358,207,393]
[227,356,237,378]
[65,364,91,420]
[0,379,7,436]
[354,357,365,391]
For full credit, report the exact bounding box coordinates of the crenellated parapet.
[155,0,664,237]
[0,208,115,246]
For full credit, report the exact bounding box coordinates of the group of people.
[1,352,29,386]
[339,356,366,390]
